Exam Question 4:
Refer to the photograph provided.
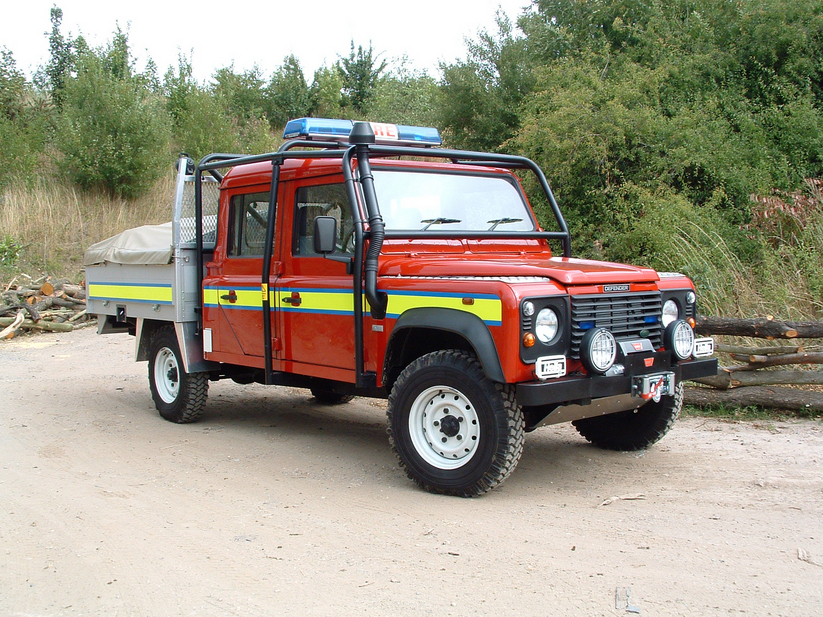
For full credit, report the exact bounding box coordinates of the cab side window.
[228,192,271,257]
[293,183,353,256]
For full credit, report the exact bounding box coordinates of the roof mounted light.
[282,117,442,147]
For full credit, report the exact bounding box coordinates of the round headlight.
[535,308,559,343]
[662,299,680,327]
[665,320,695,360]
[580,328,617,374]
[522,301,535,317]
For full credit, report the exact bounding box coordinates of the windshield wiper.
[487,218,523,231]
[420,218,461,231]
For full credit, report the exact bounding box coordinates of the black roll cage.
[194,138,572,389]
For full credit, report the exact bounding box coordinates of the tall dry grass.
[663,180,823,321]
[0,172,175,280]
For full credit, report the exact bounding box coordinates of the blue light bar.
[283,118,354,140]
[282,117,442,147]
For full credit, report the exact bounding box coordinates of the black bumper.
[516,357,718,408]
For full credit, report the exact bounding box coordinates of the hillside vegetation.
[1,1,822,319]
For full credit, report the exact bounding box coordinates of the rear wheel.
[387,350,524,497]
[572,382,683,451]
[148,326,208,423]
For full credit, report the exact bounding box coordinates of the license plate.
[535,355,566,380]
[693,337,714,358]
[633,372,675,401]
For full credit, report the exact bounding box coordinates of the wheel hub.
[408,386,481,470]
[439,414,461,438]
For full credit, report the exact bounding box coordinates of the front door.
[276,178,357,376]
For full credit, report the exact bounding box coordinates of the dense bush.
[56,33,171,198]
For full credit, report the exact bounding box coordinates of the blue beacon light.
[283,117,442,146]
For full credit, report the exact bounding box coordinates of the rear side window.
[228,192,271,257]
[293,183,353,256]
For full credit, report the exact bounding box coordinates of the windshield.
[372,169,535,232]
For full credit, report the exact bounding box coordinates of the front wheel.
[387,350,524,497]
[148,326,208,423]
[572,382,683,451]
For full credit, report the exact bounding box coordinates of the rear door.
[206,188,278,359]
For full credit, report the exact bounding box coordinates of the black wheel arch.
[383,308,505,390]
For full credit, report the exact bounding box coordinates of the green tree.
[211,64,266,122]
[43,6,79,107]
[438,12,534,151]
[368,59,438,126]
[56,32,172,198]
[337,41,387,114]
[265,55,311,128]
[0,48,50,187]
[310,65,344,117]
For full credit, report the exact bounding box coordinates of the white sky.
[3,0,534,83]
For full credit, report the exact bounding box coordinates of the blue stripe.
[387,289,499,300]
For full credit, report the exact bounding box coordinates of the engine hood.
[379,255,660,286]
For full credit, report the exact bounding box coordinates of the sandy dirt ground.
[1,327,822,617]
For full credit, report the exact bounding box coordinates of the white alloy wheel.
[408,385,481,469]
[154,346,180,404]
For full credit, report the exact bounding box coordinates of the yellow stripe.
[387,294,502,323]
[203,288,220,306]
[278,290,356,313]
[89,283,172,304]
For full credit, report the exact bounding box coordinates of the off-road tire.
[572,382,683,451]
[387,350,524,497]
[148,326,208,424]
[311,388,354,405]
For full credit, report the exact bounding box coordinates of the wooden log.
[50,296,85,308]
[69,309,87,323]
[695,315,823,339]
[693,368,823,389]
[33,297,54,312]
[685,385,823,412]
[727,352,823,371]
[60,284,86,300]
[715,343,810,355]
[0,312,24,339]
[0,316,74,332]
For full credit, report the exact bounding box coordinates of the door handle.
[282,292,302,306]
[220,290,237,303]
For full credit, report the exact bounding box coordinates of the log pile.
[0,275,93,340]
[689,315,823,412]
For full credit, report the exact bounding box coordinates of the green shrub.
[0,234,23,267]
[56,49,172,198]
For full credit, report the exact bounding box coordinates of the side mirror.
[313,216,338,254]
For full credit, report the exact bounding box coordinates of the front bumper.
[516,356,718,408]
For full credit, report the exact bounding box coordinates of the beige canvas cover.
[83,222,173,266]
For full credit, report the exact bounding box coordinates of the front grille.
[570,291,663,357]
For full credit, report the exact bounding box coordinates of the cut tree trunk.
[685,385,823,412]
[696,316,823,339]
[693,368,823,389]
[0,316,74,332]
[728,352,823,370]
[715,343,814,355]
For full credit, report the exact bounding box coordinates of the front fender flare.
[387,307,505,383]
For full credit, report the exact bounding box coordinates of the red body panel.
[201,157,698,387]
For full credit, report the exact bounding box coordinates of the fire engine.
[85,118,717,496]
